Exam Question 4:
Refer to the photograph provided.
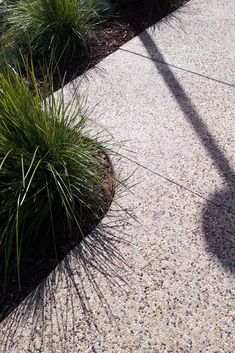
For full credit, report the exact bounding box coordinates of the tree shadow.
[137,30,235,272]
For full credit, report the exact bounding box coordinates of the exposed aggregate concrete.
[1,0,235,351]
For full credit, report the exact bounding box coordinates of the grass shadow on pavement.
[0,207,133,352]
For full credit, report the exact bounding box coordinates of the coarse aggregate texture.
[1,0,235,352]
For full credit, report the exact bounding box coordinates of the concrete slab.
[121,0,235,86]
[65,49,235,210]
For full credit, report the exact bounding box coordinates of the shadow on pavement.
[202,187,235,272]
[1,213,132,352]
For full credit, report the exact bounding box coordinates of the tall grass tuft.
[1,0,108,61]
[0,64,114,289]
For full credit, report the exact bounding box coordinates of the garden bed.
[0,1,186,87]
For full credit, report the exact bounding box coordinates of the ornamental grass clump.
[0,65,114,289]
[1,0,108,61]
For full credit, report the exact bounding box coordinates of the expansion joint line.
[128,157,235,217]
[120,48,235,89]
